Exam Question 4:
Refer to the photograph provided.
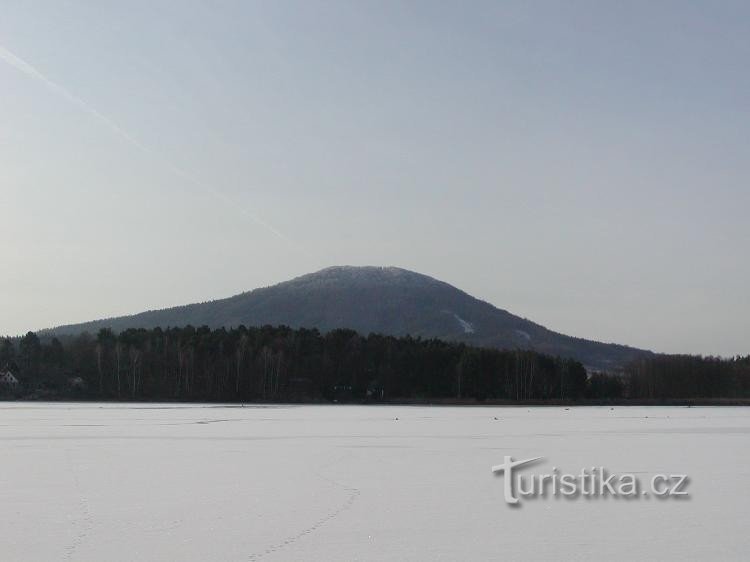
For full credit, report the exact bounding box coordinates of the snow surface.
[1,403,748,561]
[515,329,531,341]
[453,314,475,334]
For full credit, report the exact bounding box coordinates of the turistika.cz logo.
[492,456,689,505]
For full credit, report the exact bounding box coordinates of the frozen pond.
[1,403,748,561]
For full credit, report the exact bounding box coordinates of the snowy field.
[1,403,748,561]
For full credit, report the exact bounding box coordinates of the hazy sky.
[1,1,748,356]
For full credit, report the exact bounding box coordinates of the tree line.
[1,326,587,402]
[622,354,750,399]
[1,327,748,402]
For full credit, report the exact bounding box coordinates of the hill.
[43,266,651,370]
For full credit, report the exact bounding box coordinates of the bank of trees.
[622,354,750,399]
[584,355,750,400]
[0,326,587,402]
[2,327,748,402]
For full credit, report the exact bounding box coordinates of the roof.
[0,371,19,384]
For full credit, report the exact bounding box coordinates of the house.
[0,370,19,389]
[67,376,87,391]
[331,384,353,402]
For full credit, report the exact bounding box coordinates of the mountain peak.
[289,266,442,289]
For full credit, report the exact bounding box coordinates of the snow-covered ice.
[1,403,748,561]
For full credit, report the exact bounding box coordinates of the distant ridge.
[42,266,652,371]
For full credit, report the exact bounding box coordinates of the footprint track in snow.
[247,455,360,561]
[63,449,94,562]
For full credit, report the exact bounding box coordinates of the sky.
[1,1,748,356]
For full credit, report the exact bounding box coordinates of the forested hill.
[42,266,652,371]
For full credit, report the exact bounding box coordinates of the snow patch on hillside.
[453,314,475,334]
[515,329,531,341]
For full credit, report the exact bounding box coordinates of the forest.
[0,326,748,402]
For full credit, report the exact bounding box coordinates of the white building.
[68,376,86,390]
[0,370,19,389]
